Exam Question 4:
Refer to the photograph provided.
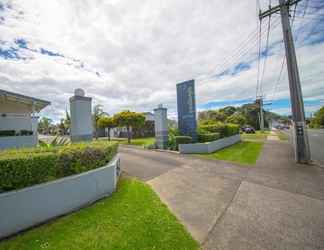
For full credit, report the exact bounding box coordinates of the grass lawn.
[240,131,270,141]
[111,137,155,147]
[196,141,263,165]
[0,178,198,250]
[276,131,289,141]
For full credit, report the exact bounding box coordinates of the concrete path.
[119,142,324,250]
[267,130,279,141]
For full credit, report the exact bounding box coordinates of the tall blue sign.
[176,79,197,141]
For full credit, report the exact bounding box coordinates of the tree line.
[198,103,287,129]
[38,105,145,144]
[309,107,324,128]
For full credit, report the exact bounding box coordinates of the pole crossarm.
[259,0,302,20]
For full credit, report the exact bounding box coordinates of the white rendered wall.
[70,96,93,141]
[179,134,241,154]
[154,107,168,149]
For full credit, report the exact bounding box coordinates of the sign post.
[176,80,197,141]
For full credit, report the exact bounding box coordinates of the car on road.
[275,124,290,130]
[241,126,255,133]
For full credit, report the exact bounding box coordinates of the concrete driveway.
[119,142,324,250]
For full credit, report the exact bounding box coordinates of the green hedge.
[175,136,192,150]
[199,122,239,138]
[0,141,118,193]
[224,124,240,137]
[198,132,220,143]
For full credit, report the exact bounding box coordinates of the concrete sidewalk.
[267,130,280,141]
[120,142,324,249]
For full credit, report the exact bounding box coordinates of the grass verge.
[0,178,198,250]
[111,137,156,147]
[196,141,263,165]
[240,131,269,141]
[276,131,289,141]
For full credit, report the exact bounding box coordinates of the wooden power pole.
[259,0,311,163]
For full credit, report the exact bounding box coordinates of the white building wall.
[0,114,32,131]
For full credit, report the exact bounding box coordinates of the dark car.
[241,126,255,134]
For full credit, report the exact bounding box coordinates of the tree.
[38,117,53,134]
[98,116,116,141]
[198,110,226,122]
[219,106,237,117]
[58,118,66,135]
[240,103,261,129]
[114,111,145,143]
[92,104,107,139]
[63,109,71,134]
[226,113,247,126]
[310,107,324,128]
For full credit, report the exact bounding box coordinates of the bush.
[199,122,226,137]
[0,130,16,137]
[167,127,180,150]
[0,141,118,192]
[198,132,220,143]
[174,136,192,150]
[198,122,239,138]
[224,123,240,137]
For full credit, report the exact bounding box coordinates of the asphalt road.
[283,129,324,166]
[308,129,324,166]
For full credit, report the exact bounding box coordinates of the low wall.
[0,135,37,150]
[0,155,120,239]
[179,134,241,154]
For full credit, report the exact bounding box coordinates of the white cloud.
[0,0,323,121]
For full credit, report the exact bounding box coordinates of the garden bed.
[0,141,118,192]
[0,141,119,239]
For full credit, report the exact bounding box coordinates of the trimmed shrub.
[198,132,220,143]
[199,122,226,137]
[0,130,16,137]
[199,122,239,138]
[175,136,192,150]
[224,123,240,137]
[0,141,118,193]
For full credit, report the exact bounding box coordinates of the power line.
[258,14,272,98]
[197,16,281,85]
[256,18,262,98]
[207,22,267,76]
[213,17,281,79]
[198,15,281,81]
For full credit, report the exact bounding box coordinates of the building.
[0,89,50,149]
[143,112,154,121]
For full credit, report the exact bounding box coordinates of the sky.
[0,0,323,122]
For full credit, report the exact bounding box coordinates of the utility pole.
[256,97,264,131]
[259,0,311,163]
